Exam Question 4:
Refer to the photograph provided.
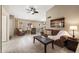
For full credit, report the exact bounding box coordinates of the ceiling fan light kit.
[26,6,39,15]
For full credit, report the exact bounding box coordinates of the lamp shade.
[70,26,77,30]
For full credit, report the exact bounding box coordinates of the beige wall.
[46,5,79,38]
[0,5,2,52]
[15,18,44,29]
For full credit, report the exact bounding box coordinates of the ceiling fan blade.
[34,11,38,13]
[25,8,31,11]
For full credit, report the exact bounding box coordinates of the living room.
[2,5,79,53]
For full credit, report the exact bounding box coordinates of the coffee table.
[33,36,54,53]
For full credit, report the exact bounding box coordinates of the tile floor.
[2,34,74,53]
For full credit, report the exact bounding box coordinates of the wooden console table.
[33,36,54,53]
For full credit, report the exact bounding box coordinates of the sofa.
[48,30,72,47]
[54,36,68,47]
[14,28,26,36]
[55,35,79,52]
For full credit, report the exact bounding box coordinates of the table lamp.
[70,26,77,38]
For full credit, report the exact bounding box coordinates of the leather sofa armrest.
[54,36,68,47]
[60,35,69,41]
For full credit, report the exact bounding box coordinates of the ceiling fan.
[25,6,39,15]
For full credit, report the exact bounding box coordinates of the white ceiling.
[4,5,54,21]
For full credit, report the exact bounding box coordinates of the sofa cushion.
[57,30,71,37]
